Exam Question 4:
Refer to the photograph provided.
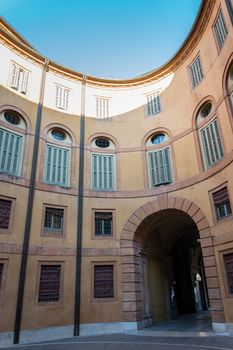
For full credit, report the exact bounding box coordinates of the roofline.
[0,0,215,86]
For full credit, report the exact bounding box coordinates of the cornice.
[0,0,216,87]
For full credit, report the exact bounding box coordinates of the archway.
[120,195,225,329]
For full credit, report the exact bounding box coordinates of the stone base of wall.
[212,322,233,335]
[0,322,138,347]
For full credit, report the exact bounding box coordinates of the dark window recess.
[94,265,114,298]
[95,212,112,236]
[44,208,64,234]
[95,138,110,148]
[224,253,233,294]
[0,199,12,229]
[213,187,232,220]
[4,111,21,125]
[38,265,61,302]
[0,263,3,288]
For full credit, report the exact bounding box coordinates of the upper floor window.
[44,128,71,187]
[91,136,116,191]
[200,119,224,168]
[96,98,109,119]
[212,186,232,220]
[0,110,26,176]
[9,62,29,94]
[146,92,161,116]
[146,132,172,187]
[213,9,228,50]
[55,85,70,110]
[43,206,64,235]
[223,252,233,295]
[189,55,204,89]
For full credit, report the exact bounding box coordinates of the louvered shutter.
[200,119,223,168]
[20,71,29,93]
[92,154,114,190]
[10,63,20,89]
[45,145,69,186]
[214,10,228,49]
[148,147,172,186]
[0,128,22,175]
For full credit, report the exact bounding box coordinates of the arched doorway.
[120,196,225,330]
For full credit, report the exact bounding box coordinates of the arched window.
[91,136,116,191]
[226,61,233,110]
[146,132,173,187]
[196,101,224,169]
[0,110,26,176]
[44,128,71,187]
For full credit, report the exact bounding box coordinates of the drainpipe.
[13,58,49,344]
[74,74,86,336]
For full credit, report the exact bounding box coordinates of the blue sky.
[1,0,201,79]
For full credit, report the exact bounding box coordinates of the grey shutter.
[148,147,172,186]
[20,70,29,93]
[45,145,69,186]
[201,119,223,168]
[92,154,114,190]
[0,128,22,175]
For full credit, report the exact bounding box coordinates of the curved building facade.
[0,0,233,345]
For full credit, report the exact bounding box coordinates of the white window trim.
[95,97,110,119]
[55,85,70,110]
[9,62,29,94]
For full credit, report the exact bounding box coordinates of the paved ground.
[3,334,233,350]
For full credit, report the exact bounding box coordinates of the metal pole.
[74,74,86,336]
[13,59,49,344]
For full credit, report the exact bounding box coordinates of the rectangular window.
[214,9,228,49]
[92,153,115,191]
[38,264,61,302]
[189,55,204,89]
[44,145,70,187]
[223,253,233,295]
[147,93,161,116]
[200,119,224,168]
[0,128,22,176]
[213,186,232,220]
[55,85,70,110]
[96,98,109,118]
[94,264,114,299]
[9,63,29,94]
[148,147,173,187]
[0,199,12,231]
[44,207,64,235]
[94,212,112,236]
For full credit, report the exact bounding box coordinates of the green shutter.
[45,145,69,186]
[148,147,172,187]
[201,119,224,168]
[92,154,114,191]
[0,128,22,175]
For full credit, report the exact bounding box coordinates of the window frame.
[209,182,232,224]
[95,97,110,119]
[35,261,64,306]
[188,54,204,89]
[147,146,173,187]
[199,117,224,169]
[91,152,116,191]
[55,84,70,110]
[220,249,233,299]
[41,204,67,237]
[213,8,228,51]
[92,209,115,239]
[0,195,16,234]
[44,143,71,187]
[0,125,25,177]
[145,91,162,117]
[8,61,29,94]
[91,261,116,302]
[0,259,8,307]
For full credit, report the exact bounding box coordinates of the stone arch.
[120,194,225,327]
